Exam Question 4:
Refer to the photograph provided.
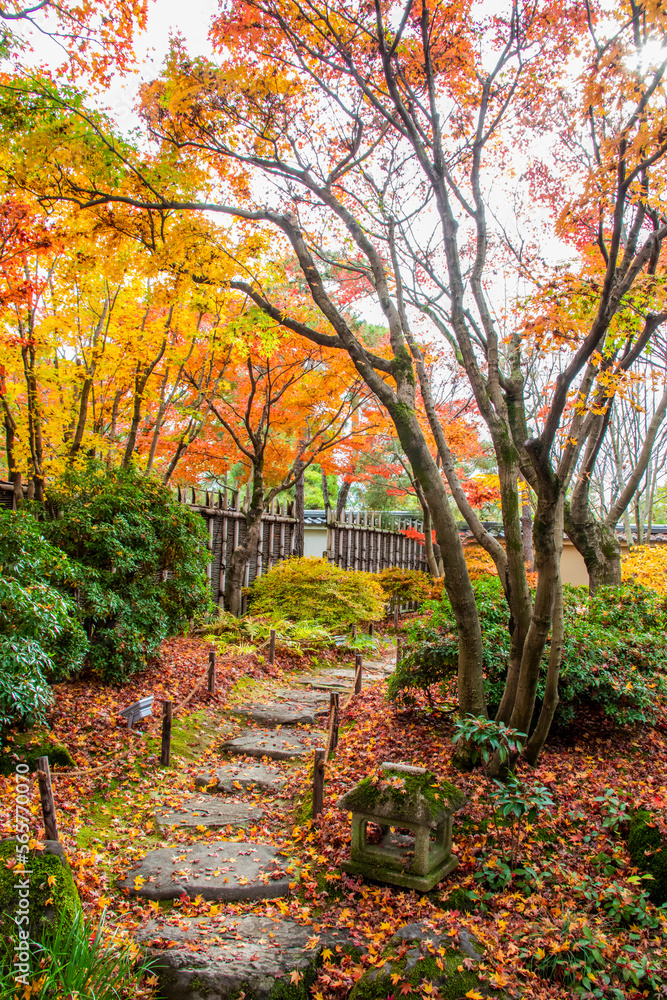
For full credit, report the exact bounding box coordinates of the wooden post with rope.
[160,700,173,766]
[268,629,276,665]
[354,653,362,694]
[328,693,339,753]
[312,748,325,819]
[208,651,216,696]
[36,757,59,842]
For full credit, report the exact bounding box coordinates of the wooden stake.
[396,636,402,665]
[36,756,59,842]
[208,651,217,696]
[351,623,357,641]
[355,652,362,694]
[329,692,340,752]
[394,603,399,633]
[160,700,173,766]
[368,622,374,638]
[269,628,276,664]
[312,749,325,819]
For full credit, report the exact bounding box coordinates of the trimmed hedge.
[248,557,386,628]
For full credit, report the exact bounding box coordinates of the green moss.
[441,887,476,913]
[0,731,74,775]
[343,767,463,816]
[0,839,81,939]
[628,810,667,905]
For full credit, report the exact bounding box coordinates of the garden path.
[120,643,400,999]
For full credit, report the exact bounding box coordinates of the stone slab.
[293,675,351,691]
[195,764,286,794]
[136,915,329,1000]
[223,729,316,760]
[232,703,315,726]
[274,688,330,708]
[321,667,383,679]
[118,842,292,902]
[155,796,263,829]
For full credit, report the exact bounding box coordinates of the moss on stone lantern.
[338,762,464,892]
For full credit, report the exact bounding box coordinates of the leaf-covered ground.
[1,629,666,999]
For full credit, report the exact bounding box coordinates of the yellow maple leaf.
[322,948,333,963]
[465,991,484,1000]
[290,970,303,985]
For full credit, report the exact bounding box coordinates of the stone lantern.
[338,762,464,892]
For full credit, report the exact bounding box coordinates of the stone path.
[136,915,345,1000]
[118,842,293,901]
[222,728,318,760]
[195,763,286,793]
[231,703,316,726]
[124,641,401,999]
[155,795,264,829]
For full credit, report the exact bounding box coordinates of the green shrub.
[0,511,87,730]
[388,578,667,726]
[628,810,667,906]
[373,568,433,604]
[248,557,386,628]
[39,464,210,681]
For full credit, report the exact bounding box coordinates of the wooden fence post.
[351,624,357,641]
[312,749,326,819]
[396,636,402,665]
[36,757,59,842]
[208,651,216,696]
[355,652,363,694]
[394,603,399,633]
[269,628,276,665]
[329,692,340,752]
[368,621,374,638]
[160,700,173,766]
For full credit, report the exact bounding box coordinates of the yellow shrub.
[622,544,667,594]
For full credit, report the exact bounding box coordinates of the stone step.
[155,795,264,830]
[118,842,293,902]
[136,914,347,1000]
[230,703,317,726]
[195,763,286,794]
[274,688,331,708]
[223,728,319,761]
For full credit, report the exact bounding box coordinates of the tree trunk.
[413,479,439,577]
[335,479,351,521]
[389,400,486,720]
[321,470,331,517]
[507,477,560,742]
[564,504,621,595]
[294,459,305,557]
[521,491,534,571]
[525,496,564,765]
[2,399,22,504]
[225,466,265,616]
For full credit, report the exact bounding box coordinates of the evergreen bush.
[39,464,211,681]
[389,577,667,727]
[0,510,87,729]
[248,557,386,628]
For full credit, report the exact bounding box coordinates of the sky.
[21,0,220,133]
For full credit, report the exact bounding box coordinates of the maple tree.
[5,1,667,765]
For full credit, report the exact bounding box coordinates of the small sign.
[119,695,154,729]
